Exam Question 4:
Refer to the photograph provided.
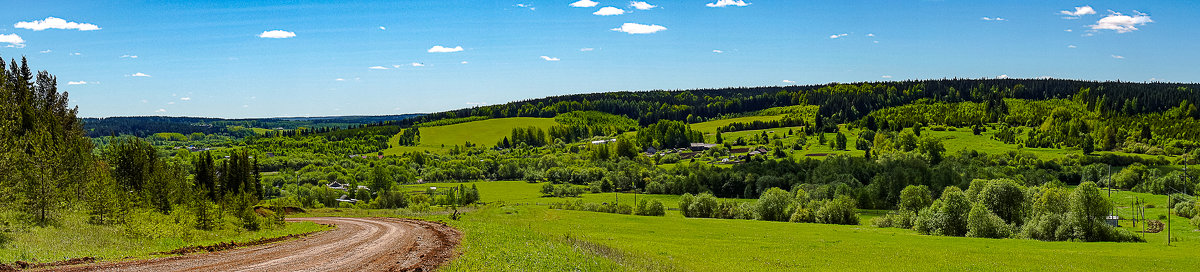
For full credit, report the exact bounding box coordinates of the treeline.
[391,79,1199,134]
[547,111,639,143]
[396,127,420,146]
[635,120,704,149]
[0,57,273,237]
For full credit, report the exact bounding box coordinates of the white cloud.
[1060,6,1096,18]
[570,0,598,8]
[594,7,626,16]
[981,17,1006,21]
[1036,76,1054,80]
[516,3,535,10]
[392,65,403,68]
[712,49,724,53]
[866,33,875,37]
[881,75,893,79]
[428,45,464,53]
[829,33,848,39]
[0,34,23,48]
[996,74,1010,79]
[1090,11,1152,33]
[630,1,656,10]
[411,62,425,67]
[1112,55,1125,59]
[128,72,151,77]
[140,99,148,103]
[167,102,175,105]
[258,30,296,38]
[580,48,595,51]
[369,66,389,70]
[180,97,191,101]
[156,109,166,113]
[71,52,81,56]
[120,54,138,58]
[1068,45,1077,48]
[706,0,749,7]
[540,56,560,61]
[1064,29,1073,32]
[782,80,795,83]
[379,26,386,30]
[335,78,346,81]
[461,61,469,64]
[67,81,87,85]
[611,23,667,34]
[14,17,100,31]
[40,49,52,53]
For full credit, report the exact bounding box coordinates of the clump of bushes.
[542,183,585,197]
[550,200,639,216]
[682,188,860,225]
[634,199,667,216]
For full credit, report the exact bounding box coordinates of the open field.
[0,215,328,264]
[309,181,1200,271]
[382,117,559,154]
[691,115,785,134]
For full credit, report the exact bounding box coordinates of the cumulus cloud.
[120,54,138,58]
[881,75,893,79]
[335,78,346,81]
[540,56,560,61]
[706,0,750,7]
[411,62,425,67]
[866,33,875,37]
[611,23,667,34]
[1090,11,1152,33]
[981,17,1006,21]
[829,33,848,39]
[996,74,1010,79]
[379,26,386,30]
[782,80,795,83]
[580,48,595,51]
[630,1,656,10]
[67,81,88,85]
[594,7,626,16]
[461,61,469,64]
[156,109,166,113]
[71,52,81,56]
[516,3,535,10]
[14,17,100,31]
[1060,6,1096,18]
[1068,45,1077,48]
[40,49,52,53]
[258,30,296,38]
[369,66,389,70]
[570,0,598,8]
[428,45,464,53]
[1036,76,1054,80]
[1112,55,1125,59]
[128,72,151,77]
[180,97,191,101]
[0,34,23,48]
[712,49,724,53]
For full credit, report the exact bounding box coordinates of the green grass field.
[691,115,785,134]
[305,180,1200,271]
[382,118,559,155]
[0,215,328,264]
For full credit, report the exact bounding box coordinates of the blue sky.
[0,0,1195,118]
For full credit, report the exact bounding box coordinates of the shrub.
[635,199,666,216]
[645,181,666,194]
[756,188,794,221]
[873,210,916,229]
[815,196,859,225]
[915,187,971,236]
[616,204,633,215]
[1192,215,1200,229]
[978,179,1026,225]
[966,203,1012,239]
[688,193,719,218]
[899,185,933,212]
[679,193,695,217]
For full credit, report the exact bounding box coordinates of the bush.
[645,181,666,194]
[755,188,793,221]
[687,193,719,218]
[616,204,633,215]
[679,193,695,217]
[815,196,859,225]
[872,210,916,229]
[899,185,933,212]
[914,186,971,236]
[635,199,666,216]
[1192,215,1200,229]
[966,203,1012,239]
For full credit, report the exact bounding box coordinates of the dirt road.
[53,217,461,272]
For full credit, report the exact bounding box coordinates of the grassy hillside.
[382,117,559,154]
[691,115,786,134]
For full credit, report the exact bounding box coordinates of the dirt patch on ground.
[36,217,461,272]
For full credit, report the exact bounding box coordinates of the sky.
[0,0,1196,118]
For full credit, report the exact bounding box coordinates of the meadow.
[304,179,1200,271]
[383,117,559,154]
